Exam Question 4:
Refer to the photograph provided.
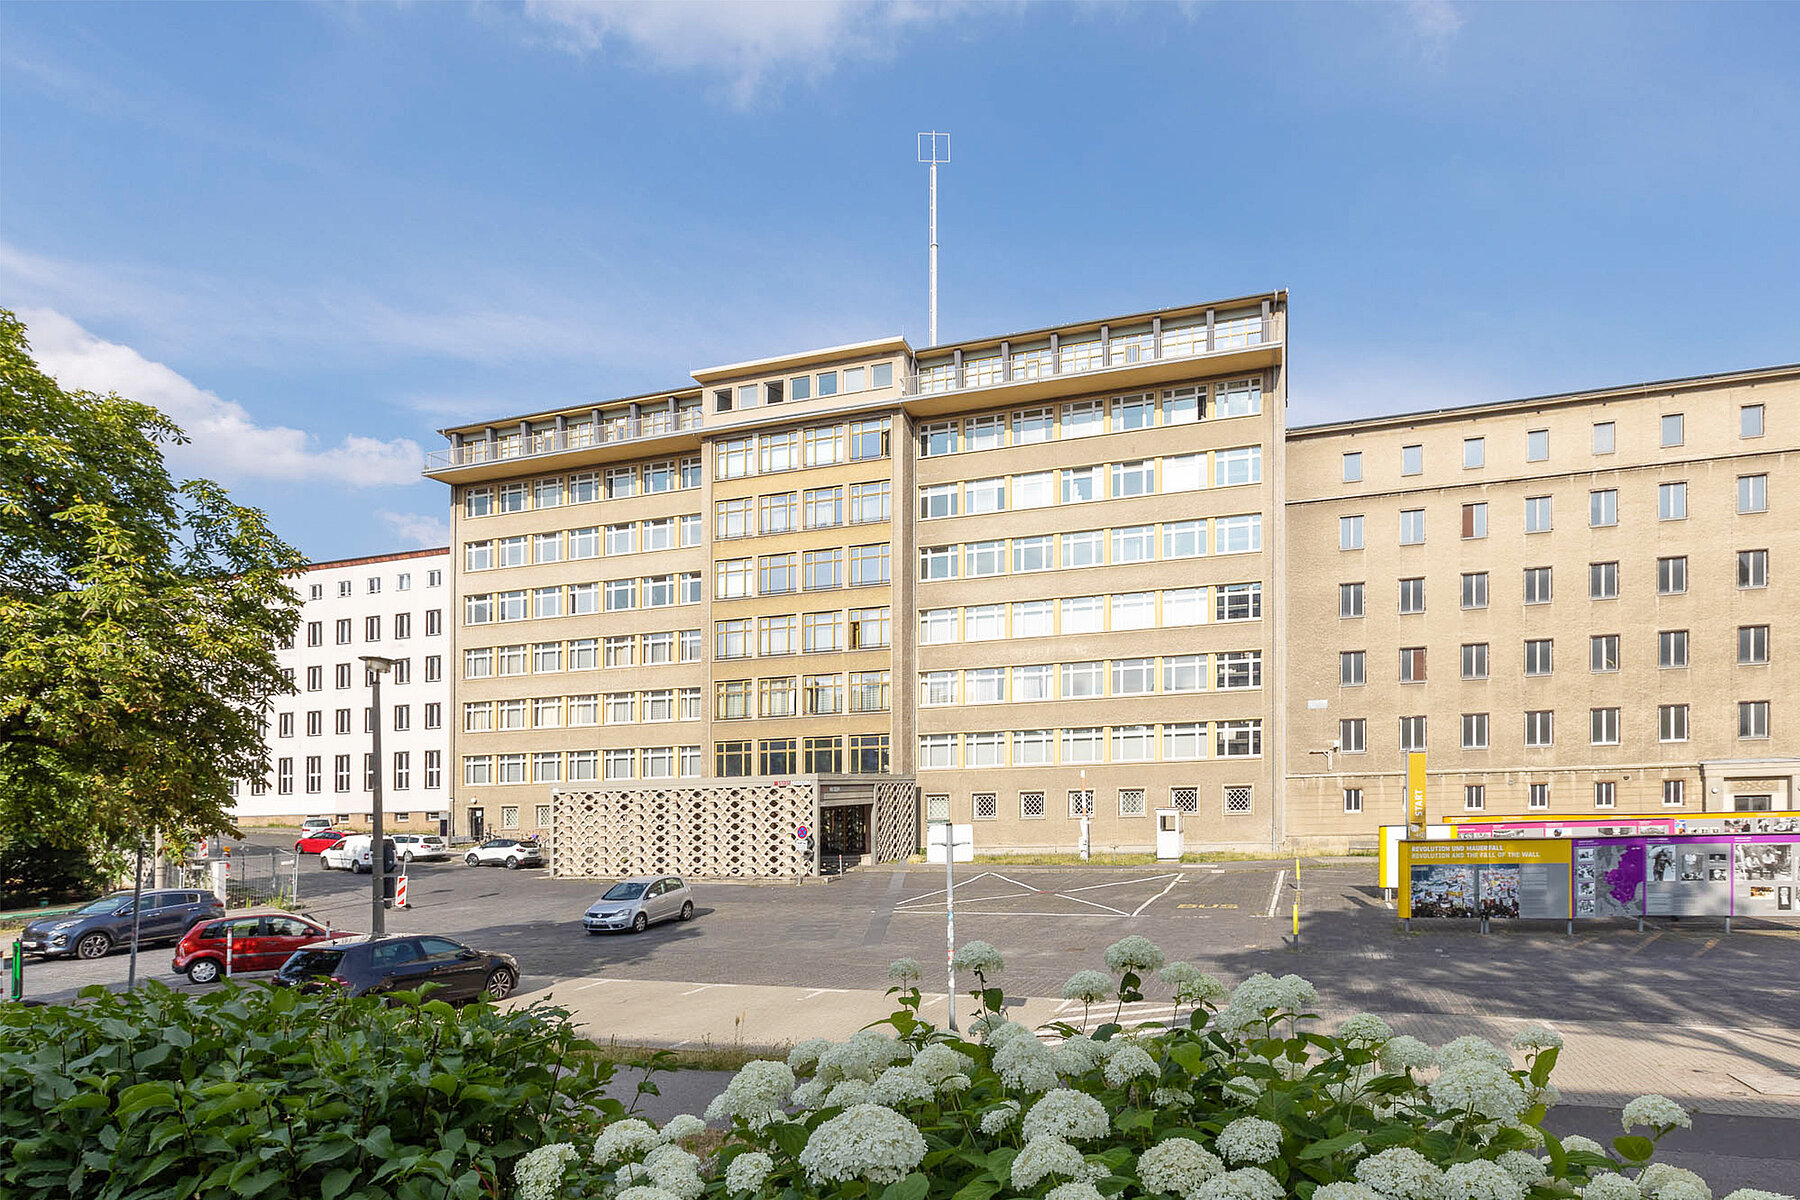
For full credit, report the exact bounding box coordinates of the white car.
[320,835,397,873]
[463,838,543,870]
[299,817,334,835]
[391,834,450,863]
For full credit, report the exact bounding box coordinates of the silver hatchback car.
[583,875,695,934]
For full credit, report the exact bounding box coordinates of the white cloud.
[378,510,451,549]
[519,0,954,104]
[19,308,423,488]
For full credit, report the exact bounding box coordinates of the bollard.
[7,939,22,1002]
[225,925,233,978]
[1291,899,1300,947]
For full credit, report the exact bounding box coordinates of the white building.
[232,548,454,831]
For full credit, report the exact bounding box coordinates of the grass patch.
[574,1035,784,1073]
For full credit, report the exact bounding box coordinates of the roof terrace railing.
[424,409,702,473]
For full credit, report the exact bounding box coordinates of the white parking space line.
[1061,893,1130,915]
[1132,873,1185,917]
[1062,874,1179,893]
[576,977,616,991]
[894,909,1133,918]
[1265,870,1286,919]
[680,983,729,995]
[801,987,851,1000]
[988,873,1043,893]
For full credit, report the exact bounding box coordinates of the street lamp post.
[360,655,395,937]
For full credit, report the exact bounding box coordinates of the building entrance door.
[1155,809,1183,860]
[468,808,485,839]
[821,805,870,858]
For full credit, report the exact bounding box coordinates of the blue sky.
[4,1,1797,561]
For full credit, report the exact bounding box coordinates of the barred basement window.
[1020,792,1046,820]
[1223,786,1253,815]
[973,793,999,820]
[1118,789,1147,817]
[925,794,950,822]
[1171,787,1198,814]
[536,804,552,827]
[1068,791,1093,818]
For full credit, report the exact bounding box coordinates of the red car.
[295,829,347,854]
[172,911,344,983]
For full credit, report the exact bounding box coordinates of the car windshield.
[282,948,344,976]
[602,882,646,901]
[72,895,129,914]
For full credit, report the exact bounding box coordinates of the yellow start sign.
[1406,752,1427,837]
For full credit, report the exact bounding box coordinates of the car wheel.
[483,967,517,1001]
[75,931,113,960]
[631,913,648,934]
[678,901,694,921]
[187,958,222,985]
[319,854,331,870]
[465,853,480,866]
[505,857,520,870]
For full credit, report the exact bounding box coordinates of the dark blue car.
[18,889,224,960]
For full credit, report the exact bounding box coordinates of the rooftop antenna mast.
[917,132,949,346]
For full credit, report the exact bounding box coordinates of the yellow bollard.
[1292,900,1299,936]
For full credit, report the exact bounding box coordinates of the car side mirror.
[458,948,479,960]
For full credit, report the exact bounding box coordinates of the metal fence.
[124,848,300,909]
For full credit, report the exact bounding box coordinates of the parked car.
[18,889,224,960]
[271,934,519,1002]
[321,835,398,873]
[391,834,450,863]
[295,829,347,854]
[172,910,340,983]
[299,817,334,834]
[583,876,694,934]
[463,838,542,870]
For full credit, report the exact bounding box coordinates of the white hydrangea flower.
[723,1151,775,1196]
[514,1144,577,1200]
[1314,1185,1385,1200]
[1638,1164,1712,1200]
[1159,962,1228,1004]
[911,1042,975,1084]
[980,1017,1033,1047]
[614,1162,649,1188]
[1021,1089,1111,1142]
[1191,1166,1283,1200]
[978,1099,1021,1135]
[1429,1060,1528,1121]
[816,1031,909,1085]
[1527,1082,1561,1109]
[1623,1094,1693,1132]
[787,1037,832,1074]
[1135,1136,1225,1199]
[1378,1035,1436,1073]
[995,1033,1060,1092]
[1063,969,1116,1003]
[659,1114,705,1144]
[1440,1159,1525,1200]
[1227,974,1292,1014]
[1052,1034,1105,1075]
[1496,1150,1548,1186]
[644,1146,705,1200]
[797,1103,927,1186]
[1559,1134,1606,1156]
[1581,1175,1645,1200]
[1720,1191,1797,1200]
[824,1079,872,1108]
[1215,1116,1283,1165]
[1011,1136,1088,1190]
[1104,935,1167,974]
[1509,1024,1564,1051]
[868,1065,935,1108]
[1354,1147,1444,1200]
[888,957,924,984]
[1502,1121,1546,1148]
[1046,1184,1107,1200]
[704,1060,797,1127]
[594,1118,663,1165]
[938,1073,971,1094]
[789,1079,827,1111]
[951,939,1005,977]
[1151,1087,1195,1107]
[1222,1075,1263,1104]
[1104,1043,1160,1087]
[1337,1013,1394,1046]
[614,1187,683,1200]
[1438,1035,1514,1071]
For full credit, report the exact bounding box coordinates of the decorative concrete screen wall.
[551,776,919,879]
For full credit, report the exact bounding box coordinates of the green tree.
[0,309,306,855]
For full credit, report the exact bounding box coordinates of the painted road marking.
[1626,932,1664,955]
[576,978,617,991]
[1266,870,1286,919]
[681,983,729,995]
[1062,874,1180,893]
[1132,873,1185,916]
[801,987,851,1000]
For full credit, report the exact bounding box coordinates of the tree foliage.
[0,308,306,852]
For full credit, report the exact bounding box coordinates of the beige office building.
[1284,363,1800,845]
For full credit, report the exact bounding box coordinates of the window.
[1524,782,1549,811]
[759,615,798,657]
[1164,453,1203,492]
[1520,640,1553,678]
[1398,647,1426,684]
[1020,791,1047,820]
[1524,567,1553,604]
[1658,482,1687,521]
[1400,716,1427,752]
[1590,634,1619,673]
[1162,655,1203,693]
[1111,592,1156,630]
[1739,700,1770,740]
[1060,595,1103,635]
[759,677,798,719]
[1216,721,1261,758]
[1062,464,1102,504]
[1464,785,1485,812]
[336,618,352,645]
[1013,471,1054,509]
[1062,661,1104,699]
[715,619,750,661]
[760,431,799,473]
[1112,460,1155,498]
[1658,630,1689,669]
[849,481,890,524]
[1341,452,1362,482]
[850,418,890,460]
[1216,515,1261,554]
[1339,719,1366,753]
[1659,704,1689,742]
[1589,489,1618,527]
[804,675,843,716]
[1160,587,1202,625]
[1223,785,1255,814]
[1740,404,1765,438]
[1739,625,1770,665]
[1112,525,1155,563]
[1663,779,1685,807]
[1339,516,1364,551]
[920,422,958,457]
[1526,429,1548,461]
[1398,578,1425,614]
[850,671,890,713]
[1399,509,1425,545]
[1591,707,1620,745]
[1461,713,1488,750]
[919,545,956,580]
[805,486,844,529]
[920,671,957,708]
[1014,534,1055,573]
[1661,413,1684,447]
[848,607,890,649]
[965,540,1005,577]
[1340,582,1365,618]
[848,734,889,774]
[1112,657,1156,696]
[1343,788,1364,814]
[277,712,293,739]
[1595,781,1616,809]
[1012,730,1052,765]
[335,663,351,689]
[918,734,957,771]
[801,611,842,654]
[1658,555,1688,595]
[1590,561,1619,600]
[1060,529,1102,569]
[1111,727,1154,763]
[971,792,999,820]
[716,498,753,539]
[1400,444,1423,476]
[920,608,958,644]
[1592,421,1615,454]
[1463,437,1485,469]
[1524,496,1553,533]
[1461,572,1488,610]
[1462,503,1487,539]
[1216,379,1261,418]
[1739,474,1768,514]
[804,425,843,467]
[1341,648,1367,686]
[1214,447,1261,487]
[715,741,752,778]
[1739,549,1768,588]
[306,710,322,737]
[337,755,354,792]
[1063,399,1103,437]
[757,554,797,597]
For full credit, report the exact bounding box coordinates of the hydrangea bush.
[517,939,1789,1200]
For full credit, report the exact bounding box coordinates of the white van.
[319,835,397,874]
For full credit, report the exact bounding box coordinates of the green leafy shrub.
[517,940,1783,1200]
[0,981,619,1199]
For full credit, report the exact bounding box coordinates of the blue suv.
[19,889,224,960]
